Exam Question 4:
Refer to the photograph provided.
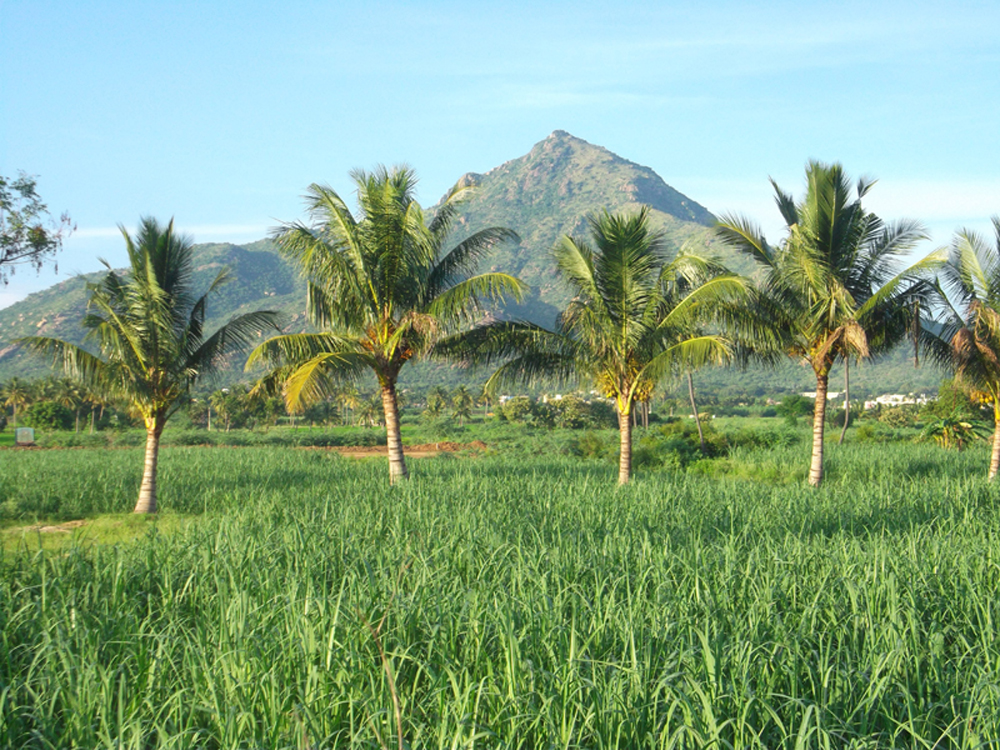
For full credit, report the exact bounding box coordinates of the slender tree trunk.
[381,380,409,484]
[134,425,163,513]
[838,358,851,445]
[990,405,1000,481]
[809,371,829,488]
[618,406,633,485]
[90,409,96,434]
[207,405,212,431]
[687,372,706,455]
[75,409,80,434]
[11,404,16,430]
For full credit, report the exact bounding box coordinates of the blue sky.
[2,0,998,308]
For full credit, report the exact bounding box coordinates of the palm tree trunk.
[380,380,409,484]
[618,407,633,485]
[838,358,850,445]
[809,372,829,487]
[134,426,163,513]
[990,406,1000,481]
[687,372,706,455]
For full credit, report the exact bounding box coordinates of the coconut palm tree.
[929,217,1000,479]
[451,385,474,427]
[1,377,32,429]
[441,207,744,484]
[18,217,280,512]
[357,393,382,428]
[421,385,449,422]
[715,161,939,486]
[247,166,523,483]
[51,377,85,433]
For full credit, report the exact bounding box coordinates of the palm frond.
[283,352,371,413]
[714,214,775,268]
[246,332,369,370]
[424,272,526,326]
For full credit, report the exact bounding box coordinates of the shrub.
[776,395,813,419]
[22,401,73,431]
[724,426,800,450]
[855,424,906,443]
[548,395,617,429]
[878,404,922,428]
[498,396,536,424]
[634,419,727,469]
[567,430,614,460]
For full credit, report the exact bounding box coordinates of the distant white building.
[863,393,930,410]
[801,391,842,400]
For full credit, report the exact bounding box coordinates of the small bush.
[878,404,922,428]
[725,426,800,450]
[567,431,614,461]
[111,431,146,447]
[633,419,726,469]
[855,424,907,443]
[22,402,73,431]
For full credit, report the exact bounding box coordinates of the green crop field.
[1,437,999,748]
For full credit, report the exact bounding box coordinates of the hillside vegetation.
[0,132,943,394]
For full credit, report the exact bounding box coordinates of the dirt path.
[302,440,488,458]
[9,519,88,534]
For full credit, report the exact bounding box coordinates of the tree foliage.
[442,206,743,483]
[0,172,74,284]
[715,161,938,486]
[18,217,280,511]
[248,166,523,482]
[928,216,1000,478]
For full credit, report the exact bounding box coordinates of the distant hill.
[439,130,721,323]
[0,240,307,379]
[0,131,948,396]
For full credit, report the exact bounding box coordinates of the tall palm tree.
[19,217,280,512]
[451,385,474,427]
[931,217,1000,479]
[52,378,85,433]
[1,377,32,429]
[442,207,744,484]
[247,166,523,483]
[422,385,449,421]
[715,161,939,486]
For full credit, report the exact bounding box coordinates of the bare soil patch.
[11,519,88,534]
[301,440,488,458]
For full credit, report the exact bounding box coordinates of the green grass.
[1,441,999,747]
[1,513,193,553]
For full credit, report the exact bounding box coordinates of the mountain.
[0,131,947,396]
[0,131,717,381]
[441,130,720,322]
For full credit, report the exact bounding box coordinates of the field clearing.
[2,440,999,747]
